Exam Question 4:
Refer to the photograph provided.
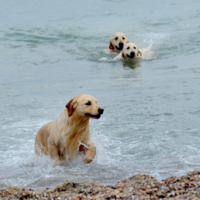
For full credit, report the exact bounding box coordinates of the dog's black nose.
[118,42,124,50]
[130,51,135,58]
[98,107,104,115]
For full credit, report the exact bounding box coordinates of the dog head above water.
[109,32,129,51]
[122,43,142,59]
[66,94,104,119]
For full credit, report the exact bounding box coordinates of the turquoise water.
[0,0,200,189]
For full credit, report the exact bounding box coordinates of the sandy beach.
[1,171,200,199]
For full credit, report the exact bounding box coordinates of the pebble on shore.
[1,171,200,199]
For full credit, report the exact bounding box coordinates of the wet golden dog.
[114,42,142,60]
[109,32,129,51]
[35,94,104,164]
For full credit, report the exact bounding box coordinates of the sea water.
[0,0,200,189]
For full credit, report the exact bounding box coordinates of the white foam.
[99,57,109,61]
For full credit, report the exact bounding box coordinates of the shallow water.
[0,0,200,189]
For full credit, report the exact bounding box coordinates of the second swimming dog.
[109,32,129,51]
[114,43,142,60]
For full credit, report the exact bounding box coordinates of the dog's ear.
[109,41,114,50]
[137,49,142,56]
[122,52,125,58]
[66,98,77,117]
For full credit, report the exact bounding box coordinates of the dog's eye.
[115,37,118,40]
[85,101,91,106]
[127,47,130,50]
[134,47,136,49]
[122,37,125,40]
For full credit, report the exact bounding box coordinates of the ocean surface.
[0,0,200,189]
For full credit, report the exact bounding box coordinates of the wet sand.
[1,171,200,199]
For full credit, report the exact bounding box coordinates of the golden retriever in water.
[35,94,104,164]
[109,32,129,51]
[114,42,142,60]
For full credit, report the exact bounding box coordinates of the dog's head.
[121,43,142,59]
[109,32,129,51]
[66,94,104,119]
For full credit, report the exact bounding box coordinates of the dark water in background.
[0,0,200,189]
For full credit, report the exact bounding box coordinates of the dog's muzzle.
[85,107,104,119]
[127,51,135,59]
[98,107,104,115]
[115,42,124,51]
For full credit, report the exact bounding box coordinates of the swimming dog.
[114,42,142,60]
[109,32,129,51]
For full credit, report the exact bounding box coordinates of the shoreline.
[1,171,200,199]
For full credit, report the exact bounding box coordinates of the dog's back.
[35,121,54,155]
